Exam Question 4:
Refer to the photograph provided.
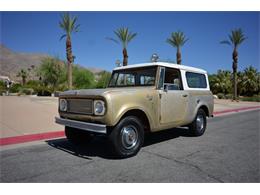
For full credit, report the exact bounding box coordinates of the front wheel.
[189,109,207,136]
[109,116,144,158]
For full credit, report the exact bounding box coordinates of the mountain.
[0,44,49,80]
[0,44,104,81]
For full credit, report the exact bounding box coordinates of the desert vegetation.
[209,65,260,101]
[5,57,111,96]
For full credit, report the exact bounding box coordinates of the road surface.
[0,110,259,182]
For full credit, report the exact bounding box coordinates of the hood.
[59,87,154,97]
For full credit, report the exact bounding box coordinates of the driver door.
[158,67,189,125]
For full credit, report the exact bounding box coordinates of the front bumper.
[55,117,107,134]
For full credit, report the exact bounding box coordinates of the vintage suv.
[56,62,214,157]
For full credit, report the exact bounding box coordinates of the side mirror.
[164,84,168,92]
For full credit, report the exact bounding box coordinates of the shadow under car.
[46,127,194,160]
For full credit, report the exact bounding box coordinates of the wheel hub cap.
[196,115,204,131]
[121,125,138,149]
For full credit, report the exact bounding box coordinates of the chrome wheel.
[196,114,204,131]
[120,125,138,150]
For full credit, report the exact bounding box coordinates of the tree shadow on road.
[46,127,193,160]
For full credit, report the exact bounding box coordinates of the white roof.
[113,62,207,74]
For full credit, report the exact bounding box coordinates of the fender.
[112,105,154,129]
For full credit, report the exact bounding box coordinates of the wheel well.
[199,105,209,117]
[122,109,151,132]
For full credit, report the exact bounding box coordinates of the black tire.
[65,126,93,144]
[109,116,144,158]
[189,109,207,136]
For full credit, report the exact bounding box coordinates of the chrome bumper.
[55,117,107,134]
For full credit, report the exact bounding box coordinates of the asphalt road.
[0,110,259,183]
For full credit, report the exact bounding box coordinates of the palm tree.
[59,12,80,89]
[220,28,247,101]
[107,27,137,66]
[17,69,28,85]
[166,31,188,65]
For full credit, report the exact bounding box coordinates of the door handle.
[182,94,188,97]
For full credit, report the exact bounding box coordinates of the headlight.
[59,99,67,111]
[94,100,105,115]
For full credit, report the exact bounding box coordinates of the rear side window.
[186,72,207,88]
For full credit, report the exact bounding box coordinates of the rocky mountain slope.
[0,44,104,81]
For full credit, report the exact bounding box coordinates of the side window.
[140,75,155,85]
[186,72,207,88]
[164,68,183,90]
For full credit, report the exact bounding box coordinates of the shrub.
[19,88,34,95]
[225,94,233,99]
[35,86,52,96]
[217,93,225,99]
[96,71,111,88]
[38,57,67,92]
[9,83,22,93]
[0,80,5,88]
[25,80,41,91]
[73,65,95,89]
[0,81,6,95]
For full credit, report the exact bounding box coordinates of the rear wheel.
[109,116,144,158]
[65,126,93,144]
[189,109,207,136]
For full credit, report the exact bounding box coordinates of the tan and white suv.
[56,62,214,157]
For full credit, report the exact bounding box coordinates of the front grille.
[67,99,93,114]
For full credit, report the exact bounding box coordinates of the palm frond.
[220,40,231,45]
[106,37,119,44]
[167,31,188,48]
[127,32,137,43]
[222,28,247,48]
[59,34,67,41]
[109,27,137,49]
[59,12,80,38]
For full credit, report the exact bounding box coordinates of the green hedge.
[19,88,34,95]
[240,95,260,102]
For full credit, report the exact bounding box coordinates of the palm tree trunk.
[176,47,181,64]
[66,36,73,89]
[232,48,238,101]
[123,48,128,66]
[22,76,26,86]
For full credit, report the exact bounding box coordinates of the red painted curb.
[0,106,259,146]
[0,131,65,146]
[213,106,260,116]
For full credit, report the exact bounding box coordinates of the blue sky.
[1,12,259,73]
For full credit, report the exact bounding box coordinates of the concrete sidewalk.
[0,96,62,138]
[0,96,259,140]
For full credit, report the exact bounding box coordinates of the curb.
[0,131,64,146]
[0,106,259,146]
[213,106,260,116]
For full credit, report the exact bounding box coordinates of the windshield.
[108,66,157,87]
